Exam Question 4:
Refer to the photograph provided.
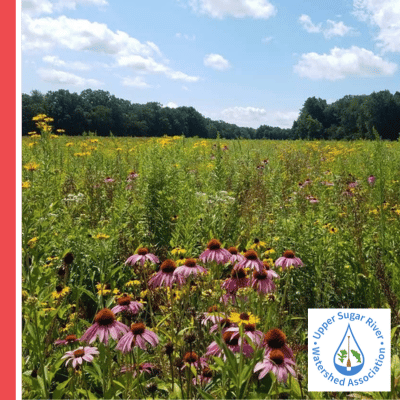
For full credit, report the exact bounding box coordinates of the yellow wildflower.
[52,286,70,299]
[23,162,40,171]
[27,237,38,248]
[93,233,110,240]
[22,181,31,189]
[171,247,186,256]
[229,312,260,326]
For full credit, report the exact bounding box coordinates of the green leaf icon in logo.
[351,349,361,363]
[337,349,347,363]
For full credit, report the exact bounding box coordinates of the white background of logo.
[308,309,391,392]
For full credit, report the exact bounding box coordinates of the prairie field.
[22,130,400,399]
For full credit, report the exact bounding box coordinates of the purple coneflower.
[235,249,263,272]
[206,331,253,359]
[116,322,159,353]
[202,305,225,325]
[148,259,184,289]
[80,308,129,344]
[221,268,249,293]
[209,317,235,334]
[348,181,358,188]
[120,362,155,377]
[264,328,294,360]
[54,334,79,346]
[127,171,139,181]
[252,269,277,294]
[227,247,245,264]
[368,175,376,185]
[274,250,303,270]
[226,323,264,347]
[173,258,207,279]
[193,366,213,386]
[181,352,209,370]
[125,247,159,267]
[62,346,99,368]
[199,239,231,264]
[104,177,115,183]
[111,294,143,315]
[254,349,296,382]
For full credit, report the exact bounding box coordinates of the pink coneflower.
[263,328,294,360]
[104,177,115,183]
[127,171,139,181]
[235,250,263,272]
[206,331,253,358]
[174,258,207,279]
[54,334,79,346]
[252,269,277,294]
[320,181,334,186]
[181,352,209,370]
[202,305,225,325]
[227,247,245,264]
[222,268,249,292]
[226,323,264,347]
[116,322,159,353]
[80,308,129,344]
[368,175,376,185]
[348,181,358,188]
[254,349,296,382]
[125,247,159,267]
[306,195,319,203]
[193,366,213,386]
[62,346,99,368]
[209,317,235,333]
[148,259,184,289]
[120,362,155,377]
[111,294,144,315]
[199,239,231,265]
[274,250,303,270]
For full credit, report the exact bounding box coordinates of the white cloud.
[22,0,108,16]
[121,76,151,88]
[37,68,103,86]
[293,46,397,80]
[324,20,353,38]
[22,15,199,82]
[175,33,196,40]
[220,107,298,128]
[299,14,322,33]
[353,0,400,53]
[164,102,178,108]
[204,53,231,71]
[188,0,276,19]
[42,55,90,70]
[299,14,355,38]
[261,36,273,43]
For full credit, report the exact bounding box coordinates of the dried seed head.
[94,308,116,326]
[63,252,74,265]
[207,239,221,250]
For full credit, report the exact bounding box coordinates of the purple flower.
[275,250,303,271]
[120,362,156,377]
[252,269,278,294]
[199,239,231,265]
[209,318,236,334]
[54,334,79,346]
[202,305,225,325]
[206,331,253,359]
[234,250,263,273]
[193,366,213,386]
[225,324,264,347]
[111,295,144,315]
[116,323,159,353]
[254,349,296,382]
[368,175,376,185]
[221,268,249,293]
[264,328,295,360]
[104,177,115,183]
[173,258,207,279]
[148,259,184,289]
[80,308,129,344]
[127,171,139,181]
[125,247,159,267]
[62,346,99,368]
[227,247,245,264]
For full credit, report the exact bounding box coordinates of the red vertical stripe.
[1,1,16,399]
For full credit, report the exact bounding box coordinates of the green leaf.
[196,386,216,399]
[52,377,71,399]
[77,388,98,399]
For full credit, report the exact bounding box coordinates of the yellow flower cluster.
[93,233,110,240]
[23,161,40,171]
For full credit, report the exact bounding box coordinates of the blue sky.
[21,0,400,128]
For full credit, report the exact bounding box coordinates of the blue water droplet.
[333,323,365,376]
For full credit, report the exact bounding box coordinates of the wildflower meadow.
[22,116,400,399]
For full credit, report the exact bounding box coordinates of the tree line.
[22,89,400,140]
